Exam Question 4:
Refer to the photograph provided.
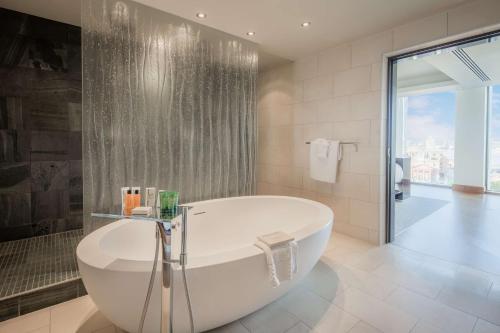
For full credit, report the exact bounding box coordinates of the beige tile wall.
[256,0,500,244]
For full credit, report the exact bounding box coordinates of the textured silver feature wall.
[82,0,258,232]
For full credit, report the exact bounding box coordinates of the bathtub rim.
[77,195,333,272]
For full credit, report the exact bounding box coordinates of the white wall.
[454,87,488,188]
[258,0,500,244]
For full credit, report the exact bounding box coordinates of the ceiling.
[1,0,469,65]
[397,37,500,91]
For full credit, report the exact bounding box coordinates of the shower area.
[0,8,85,320]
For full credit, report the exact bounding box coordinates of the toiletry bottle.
[145,187,156,209]
[133,189,141,208]
[158,191,179,220]
[121,187,130,215]
[125,189,133,216]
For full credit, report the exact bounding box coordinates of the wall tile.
[25,99,69,131]
[331,172,371,201]
[0,192,31,227]
[318,43,351,74]
[292,102,318,125]
[293,55,318,81]
[334,66,371,97]
[447,0,500,36]
[31,190,69,226]
[393,13,447,51]
[351,31,393,67]
[303,75,333,101]
[30,131,69,161]
[259,104,293,127]
[350,199,379,230]
[0,162,30,191]
[67,103,82,132]
[349,148,381,175]
[31,161,69,192]
[258,126,294,166]
[332,120,371,144]
[317,96,351,122]
[369,175,383,203]
[370,63,383,92]
[350,91,381,121]
[316,195,351,223]
[0,97,7,129]
[258,164,302,188]
[333,221,371,242]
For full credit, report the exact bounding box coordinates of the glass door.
[488,85,500,192]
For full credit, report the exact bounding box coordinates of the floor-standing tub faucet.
[90,205,194,333]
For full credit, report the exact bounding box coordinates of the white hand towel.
[310,139,341,183]
[255,239,298,288]
[314,138,330,159]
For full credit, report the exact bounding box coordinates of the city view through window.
[488,85,500,192]
[400,91,456,186]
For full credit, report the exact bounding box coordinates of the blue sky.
[405,86,500,145]
[406,91,456,146]
[491,85,500,141]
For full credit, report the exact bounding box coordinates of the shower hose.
[138,225,195,333]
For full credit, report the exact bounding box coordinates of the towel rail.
[305,141,358,152]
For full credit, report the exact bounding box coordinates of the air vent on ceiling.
[452,48,491,82]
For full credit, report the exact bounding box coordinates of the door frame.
[385,29,500,243]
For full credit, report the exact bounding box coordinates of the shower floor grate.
[0,229,84,301]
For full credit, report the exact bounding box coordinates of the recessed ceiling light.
[301,22,311,27]
[246,31,255,36]
[196,12,207,19]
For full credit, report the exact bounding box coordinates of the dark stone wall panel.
[0,8,82,241]
[31,161,69,192]
[0,192,31,227]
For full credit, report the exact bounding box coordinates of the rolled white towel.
[255,239,298,288]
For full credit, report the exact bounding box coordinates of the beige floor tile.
[410,321,446,333]
[333,287,417,333]
[421,257,495,296]
[310,304,358,333]
[240,301,299,333]
[0,308,50,333]
[437,283,500,326]
[394,185,500,275]
[473,319,500,333]
[372,256,443,298]
[348,321,383,333]
[278,288,331,328]
[93,325,116,333]
[206,321,250,333]
[50,296,113,333]
[301,259,348,301]
[286,322,311,333]
[323,259,398,300]
[27,325,50,333]
[387,288,476,333]
[347,244,424,273]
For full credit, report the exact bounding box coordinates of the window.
[397,91,456,186]
[488,85,500,192]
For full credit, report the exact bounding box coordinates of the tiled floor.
[394,184,500,275]
[2,231,500,333]
[0,229,84,300]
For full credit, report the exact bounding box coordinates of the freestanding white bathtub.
[77,196,333,332]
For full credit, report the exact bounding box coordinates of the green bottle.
[158,191,179,220]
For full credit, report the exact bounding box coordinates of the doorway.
[386,31,500,274]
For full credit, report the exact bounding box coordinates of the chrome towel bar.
[305,141,359,152]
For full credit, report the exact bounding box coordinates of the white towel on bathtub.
[255,239,298,288]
